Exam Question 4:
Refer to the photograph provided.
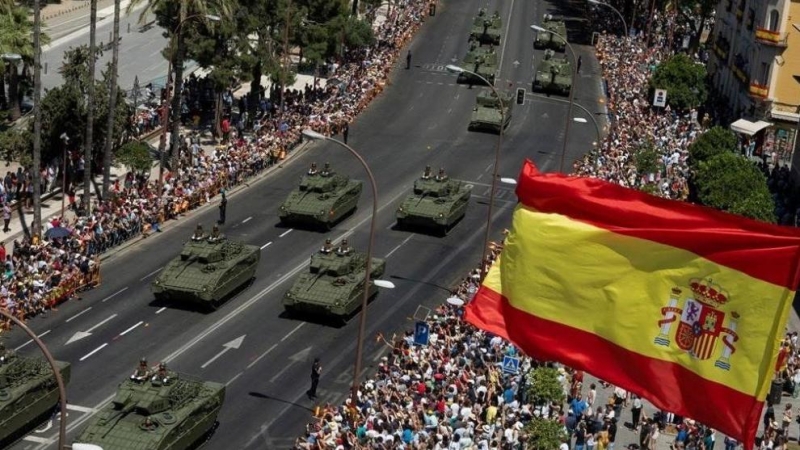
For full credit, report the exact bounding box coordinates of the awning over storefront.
[730,118,773,136]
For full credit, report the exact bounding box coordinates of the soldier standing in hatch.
[307,358,322,399]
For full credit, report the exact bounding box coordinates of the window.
[769,9,780,31]
[760,62,771,85]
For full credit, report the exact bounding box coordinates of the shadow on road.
[248,392,314,413]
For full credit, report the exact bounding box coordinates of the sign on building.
[653,89,668,108]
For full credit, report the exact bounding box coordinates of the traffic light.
[516,88,526,105]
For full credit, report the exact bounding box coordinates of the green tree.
[693,152,776,223]
[525,418,567,450]
[526,366,565,407]
[0,5,49,121]
[102,0,122,199]
[634,141,660,177]
[675,0,716,52]
[115,141,153,174]
[649,53,707,111]
[687,126,737,168]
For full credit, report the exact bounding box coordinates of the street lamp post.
[444,65,508,279]
[588,0,628,37]
[301,129,395,407]
[158,14,220,183]
[59,133,69,218]
[530,25,578,173]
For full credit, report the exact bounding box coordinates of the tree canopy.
[526,366,565,407]
[525,418,567,450]
[693,152,776,223]
[649,53,707,111]
[687,126,737,168]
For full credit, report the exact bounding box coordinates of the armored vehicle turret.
[469,89,513,133]
[469,9,502,45]
[283,239,386,319]
[152,226,260,309]
[0,344,70,446]
[550,56,573,95]
[74,360,225,450]
[396,167,473,235]
[279,162,363,229]
[457,43,497,86]
[534,14,567,52]
[533,49,558,92]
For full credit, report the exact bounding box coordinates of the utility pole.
[102,0,121,200]
[169,0,187,173]
[281,0,291,113]
[84,0,98,212]
[32,0,42,240]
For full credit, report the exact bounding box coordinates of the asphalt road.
[8,0,606,448]
[41,1,185,93]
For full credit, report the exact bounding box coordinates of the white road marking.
[155,307,167,314]
[247,343,278,369]
[281,323,305,342]
[66,307,92,323]
[15,330,51,351]
[79,343,108,361]
[119,321,144,336]
[484,163,493,173]
[101,287,129,302]
[279,229,293,238]
[87,314,118,333]
[226,372,244,386]
[139,267,162,281]
[497,0,515,74]
[242,216,252,223]
[23,436,50,443]
[385,234,414,259]
[66,404,97,413]
[260,242,272,250]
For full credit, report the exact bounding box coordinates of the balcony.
[755,27,789,47]
[713,37,731,61]
[732,65,749,84]
[732,53,749,84]
[749,82,769,99]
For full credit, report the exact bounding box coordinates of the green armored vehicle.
[279,162,363,229]
[396,167,473,235]
[74,359,225,450]
[152,225,260,309]
[0,344,70,446]
[533,49,558,92]
[469,89,513,133]
[534,14,567,52]
[457,43,497,86]
[283,239,386,318]
[550,55,572,95]
[469,9,502,45]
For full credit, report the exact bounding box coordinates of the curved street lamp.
[444,65,512,280]
[301,129,395,406]
[158,14,221,183]
[588,0,629,37]
[530,25,579,173]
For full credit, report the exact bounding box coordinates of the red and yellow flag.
[466,160,800,446]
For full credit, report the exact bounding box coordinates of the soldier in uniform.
[152,362,172,384]
[321,162,332,177]
[192,224,206,241]
[422,166,432,180]
[208,225,224,243]
[336,239,351,256]
[0,341,14,364]
[142,417,157,431]
[131,358,151,382]
[307,162,319,176]
[435,168,448,182]
[320,238,333,254]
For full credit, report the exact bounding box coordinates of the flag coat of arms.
[465,160,800,447]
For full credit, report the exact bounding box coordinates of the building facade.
[708,0,800,168]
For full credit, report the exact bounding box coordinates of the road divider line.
[102,287,129,302]
[15,330,51,351]
[385,234,414,259]
[260,242,272,250]
[119,321,144,336]
[242,216,253,223]
[279,229,293,238]
[79,343,108,361]
[139,267,163,281]
[226,372,244,386]
[87,314,118,333]
[66,307,93,323]
[155,307,167,314]
[281,323,305,342]
[247,344,278,369]
[66,404,97,413]
[23,436,50,444]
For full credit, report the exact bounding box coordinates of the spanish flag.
[466,160,800,446]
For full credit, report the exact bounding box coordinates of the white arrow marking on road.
[65,314,118,345]
[201,335,246,369]
[513,60,520,68]
[269,347,312,383]
[542,112,550,119]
